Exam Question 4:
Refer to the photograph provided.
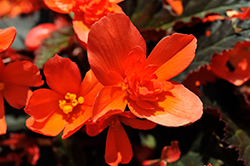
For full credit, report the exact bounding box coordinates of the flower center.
[59,92,84,114]
[0,82,5,91]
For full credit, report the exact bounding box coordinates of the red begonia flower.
[142,141,181,166]
[86,110,156,165]
[210,41,250,86]
[0,0,45,18]
[43,0,124,47]
[0,27,16,53]
[0,57,43,135]
[163,0,183,16]
[25,23,57,51]
[88,13,203,127]
[25,54,103,139]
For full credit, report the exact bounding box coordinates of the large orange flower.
[86,109,156,165]
[0,58,43,135]
[43,0,124,47]
[25,55,103,139]
[88,13,203,127]
[0,27,16,52]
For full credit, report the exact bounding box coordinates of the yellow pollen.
[59,92,84,114]
[0,82,4,91]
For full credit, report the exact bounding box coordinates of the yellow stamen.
[0,82,4,91]
[59,92,84,114]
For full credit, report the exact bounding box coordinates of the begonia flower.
[226,6,250,20]
[25,54,103,139]
[0,27,16,52]
[25,23,57,51]
[142,141,181,166]
[163,0,183,16]
[88,13,203,127]
[0,57,44,135]
[43,0,124,47]
[210,41,250,86]
[86,109,156,166]
[0,0,45,18]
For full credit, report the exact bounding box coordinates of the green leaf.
[34,26,74,69]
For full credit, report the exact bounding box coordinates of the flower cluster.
[0,0,213,165]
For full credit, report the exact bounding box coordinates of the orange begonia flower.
[0,0,45,18]
[142,141,181,166]
[24,23,57,51]
[210,41,250,86]
[88,13,203,127]
[0,27,16,53]
[0,57,44,135]
[25,55,103,139]
[43,0,124,47]
[86,109,156,166]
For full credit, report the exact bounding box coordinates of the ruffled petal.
[0,27,16,52]
[2,83,31,109]
[88,13,146,86]
[128,81,203,127]
[62,105,92,139]
[24,89,63,121]
[78,69,103,105]
[92,86,128,122]
[72,15,91,48]
[145,34,197,81]
[44,55,81,95]
[105,120,133,165]
[0,93,6,135]
[43,0,72,13]
[1,60,43,87]
[26,109,66,137]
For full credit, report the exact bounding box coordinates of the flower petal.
[24,89,63,121]
[1,61,43,87]
[78,69,103,105]
[165,0,183,16]
[145,33,197,81]
[120,117,156,130]
[0,93,6,135]
[128,81,203,127]
[26,109,66,137]
[88,13,146,86]
[105,120,133,165]
[72,15,91,48]
[86,118,112,137]
[92,86,128,122]
[44,54,81,95]
[43,0,72,13]
[62,105,92,139]
[3,83,31,109]
[0,27,16,52]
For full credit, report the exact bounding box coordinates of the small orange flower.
[0,58,44,135]
[143,141,181,166]
[0,27,16,52]
[88,13,203,127]
[43,0,124,47]
[25,23,57,51]
[210,41,250,86]
[0,0,45,18]
[25,55,103,138]
[86,109,156,165]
